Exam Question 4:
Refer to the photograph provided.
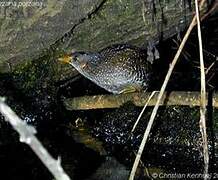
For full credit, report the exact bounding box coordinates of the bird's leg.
[119,86,137,94]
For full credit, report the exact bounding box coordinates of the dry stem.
[0,97,71,180]
[131,91,157,133]
[195,0,209,179]
[129,0,207,179]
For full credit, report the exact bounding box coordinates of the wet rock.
[93,104,202,148]
[0,0,204,74]
[88,157,129,180]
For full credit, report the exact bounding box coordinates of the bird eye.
[73,55,79,61]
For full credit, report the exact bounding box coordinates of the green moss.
[12,54,54,92]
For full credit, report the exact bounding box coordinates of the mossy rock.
[0,0,203,75]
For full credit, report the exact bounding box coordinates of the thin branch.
[0,97,71,180]
[205,59,217,75]
[195,0,209,179]
[131,91,157,133]
[63,91,218,110]
[129,0,207,179]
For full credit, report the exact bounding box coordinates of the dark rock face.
[0,0,197,73]
[0,0,104,72]
[93,104,202,148]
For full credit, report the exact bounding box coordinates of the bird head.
[58,51,100,71]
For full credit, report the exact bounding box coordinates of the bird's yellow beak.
[58,54,72,64]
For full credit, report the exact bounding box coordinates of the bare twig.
[201,0,218,21]
[64,91,217,110]
[132,151,153,180]
[205,60,217,75]
[195,0,209,179]
[0,97,71,180]
[129,1,207,179]
[131,91,157,133]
